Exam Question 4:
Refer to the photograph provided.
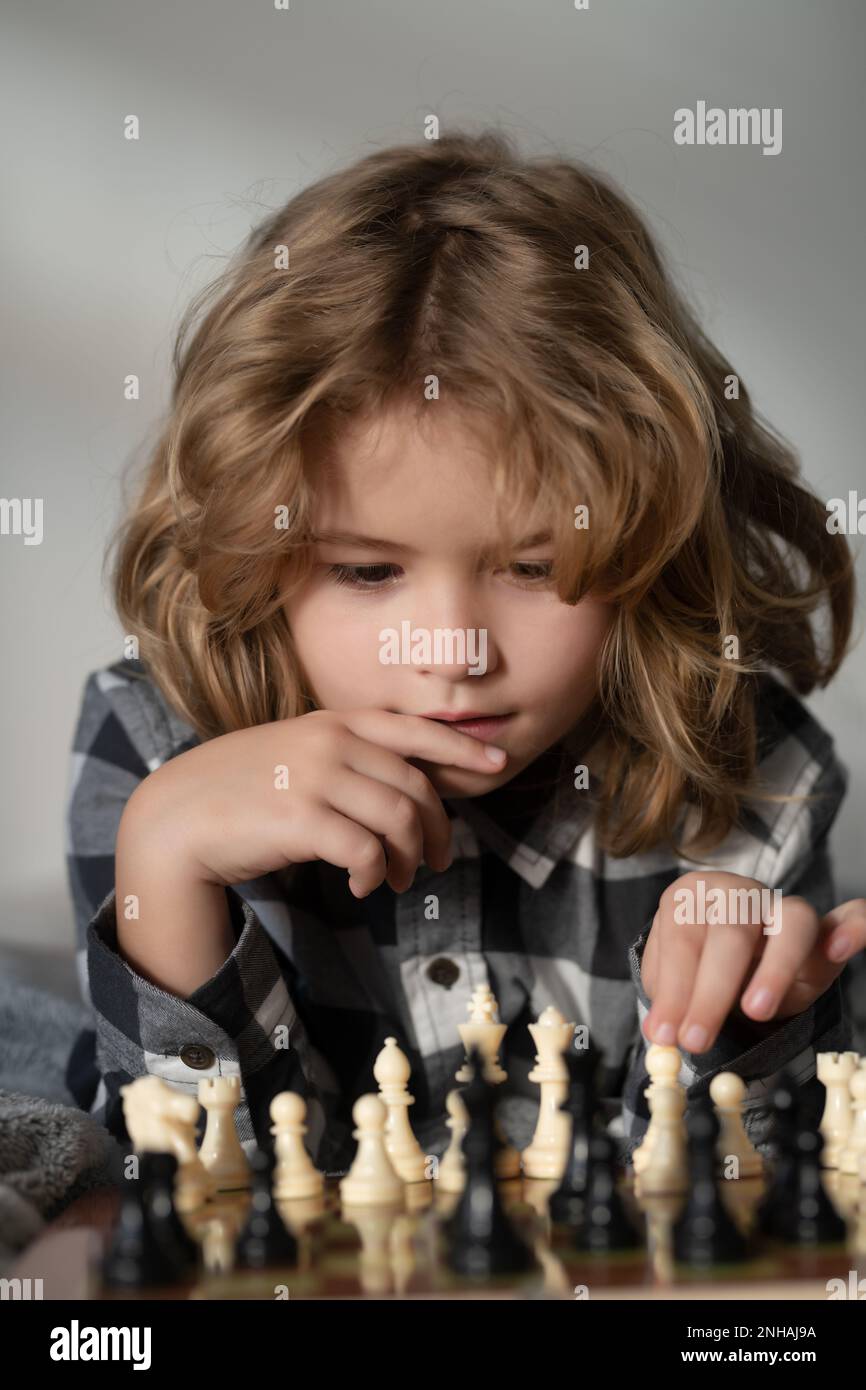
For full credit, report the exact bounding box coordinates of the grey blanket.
[0,978,124,1270]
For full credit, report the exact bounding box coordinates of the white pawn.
[637,1084,688,1195]
[709,1072,763,1178]
[373,1037,428,1183]
[198,1075,251,1191]
[837,1063,866,1176]
[817,1051,860,1169]
[340,1094,405,1208]
[270,1092,325,1201]
[438,1089,469,1194]
[632,1044,683,1176]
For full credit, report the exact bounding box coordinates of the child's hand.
[122,707,507,898]
[640,870,866,1053]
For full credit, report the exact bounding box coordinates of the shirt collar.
[446,711,609,889]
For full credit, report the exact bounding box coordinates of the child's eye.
[504,561,554,584]
[326,563,403,589]
[324,560,554,590]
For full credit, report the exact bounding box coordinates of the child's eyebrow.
[311,529,553,553]
[311,530,413,552]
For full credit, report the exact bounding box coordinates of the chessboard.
[12,995,866,1305]
[11,1164,866,1302]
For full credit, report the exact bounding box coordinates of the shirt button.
[426,957,461,989]
[179,1043,215,1070]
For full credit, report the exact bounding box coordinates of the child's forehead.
[320,399,493,473]
[307,402,554,550]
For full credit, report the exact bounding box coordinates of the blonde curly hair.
[108,128,855,857]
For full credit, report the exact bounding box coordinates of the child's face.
[284,402,613,798]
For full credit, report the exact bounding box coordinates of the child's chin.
[422,760,514,800]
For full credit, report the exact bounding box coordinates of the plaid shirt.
[65,660,852,1173]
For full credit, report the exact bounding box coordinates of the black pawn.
[549,1041,599,1226]
[236,1146,299,1270]
[756,1071,803,1241]
[139,1152,200,1273]
[672,1096,749,1266]
[572,1130,642,1252]
[764,1112,847,1246]
[445,1047,536,1279]
[102,1157,190,1290]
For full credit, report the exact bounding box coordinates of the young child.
[65,129,863,1173]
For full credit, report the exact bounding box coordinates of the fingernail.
[484,745,507,764]
[828,934,851,962]
[653,1021,677,1044]
[682,1024,708,1052]
[745,986,775,1017]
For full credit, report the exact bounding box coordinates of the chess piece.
[120,1075,213,1212]
[270,1091,325,1201]
[817,1051,860,1168]
[201,1218,237,1275]
[521,1006,576,1181]
[456,984,520,1179]
[438,1089,469,1194]
[445,1047,536,1278]
[342,1206,398,1295]
[548,1040,599,1226]
[638,1085,688,1195]
[374,1037,428,1183]
[709,1072,763,1178]
[389,1212,417,1296]
[837,1062,866,1176]
[781,1126,848,1246]
[672,1096,750,1266]
[631,1044,683,1176]
[456,984,507,1084]
[198,1075,251,1191]
[759,1066,847,1248]
[340,1094,405,1208]
[235,1147,299,1269]
[138,1151,200,1272]
[571,1130,642,1253]
[756,1071,800,1241]
[102,1153,197,1289]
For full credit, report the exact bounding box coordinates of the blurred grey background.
[1,0,863,980]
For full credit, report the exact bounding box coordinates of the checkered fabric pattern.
[65,661,852,1173]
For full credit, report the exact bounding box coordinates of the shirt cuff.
[86,888,300,1126]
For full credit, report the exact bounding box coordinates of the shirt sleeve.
[87,887,352,1173]
[66,669,352,1173]
[620,732,853,1158]
[66,670,153,1014]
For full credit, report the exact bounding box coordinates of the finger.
[341,709,508,774]
[676,923,760,1053]
[642,909,704,1045]
[739,896,820,1021]
[342,737,453,873]
[326,769,425,892]
[299,805,388,897]
[820,898,866,964]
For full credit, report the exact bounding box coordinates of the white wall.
[1,0,863,949]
